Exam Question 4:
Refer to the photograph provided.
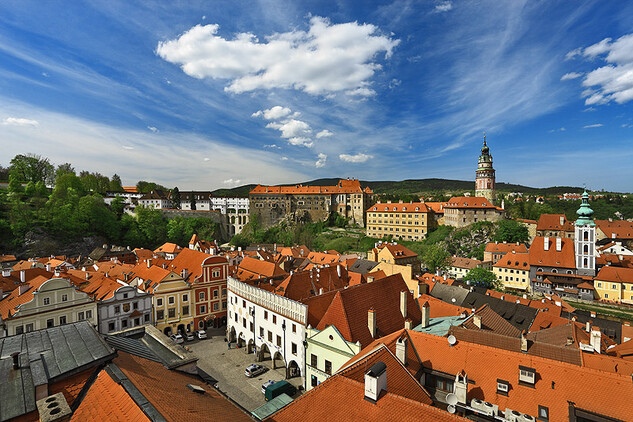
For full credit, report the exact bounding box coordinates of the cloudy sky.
[1,1,633,191]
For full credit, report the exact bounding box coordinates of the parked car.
[244,364,267,378]
[170,333,184,344]
[184,332,195,341]
[195,330,207,339]
[264,380,296,401]
[261,380,276,394]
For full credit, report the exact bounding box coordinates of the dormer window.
[496,379,509,396]
[519,365,536,386]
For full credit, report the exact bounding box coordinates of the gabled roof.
[595,265,633,283]
[305,251,340,265]
[493,251,530,269]
[274,265,347,301]
[381,243,418,259]
[460,304,521,337]
[250,179,372,195]
[529,236,576,269]
[450,256,481,269]
[424,202,445,214]
[485,242,528,254]
[234,256,287,281]
[153,242,183,255]
[595,219,633,239]
[0,275,55,319]
[315,274,421,347]
[536,214,574,232]
[168,248,217,283]
[367,202,430,213]
[417,294,469,318]
[459,290,538,333]
[444,196,502,209]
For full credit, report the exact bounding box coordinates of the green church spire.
[575,190,595,226]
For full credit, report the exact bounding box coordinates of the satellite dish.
[446,393,458,406]
[447,335,457,346]
[447,405,456,414]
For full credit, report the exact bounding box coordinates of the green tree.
[7,174,23,194]
[494,219,529,243]
[465,267,500,290]
[9,154,54,184]
[111,195,126,215]
[422,243,451,273]
[110,174,123,192]
[171,187,181,209]
[136,205,167,247]
[55,163,75,182]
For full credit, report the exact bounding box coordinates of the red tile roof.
[274,265,348,301]
[536,214,574,232]
[493,251,530,270]
[71,369,149,421]
[168,248,215,283]
[450,256,481,269]
[251,179,373,195]
[153,242,183,255]
[460,304,521,337]
[367,202,430,213]
[595,265,633,283]
[234,256,288,281]
[529,236,576,269]
[596,219,633,239]
[424,202,445,214]
[485,242,528,254]
[417,294,469,318]
[444,196,502,209]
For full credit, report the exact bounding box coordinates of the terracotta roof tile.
[529,236,576,269]
[251,179,372,195]
[596,219,633,239]
[367,202,430,213]
[460,304,521,337]
[485,242,528,254]
[536,214,574,232]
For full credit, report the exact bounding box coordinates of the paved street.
[186,328,304,412]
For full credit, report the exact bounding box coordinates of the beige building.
[443,197,505,228]
[366,202,433,241]
[448,256,491,280]
[0,276,97,337]
[368,242,420,275]
[492,251,531,291]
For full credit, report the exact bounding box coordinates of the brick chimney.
[400,291,407,319]
[368,308,377,338]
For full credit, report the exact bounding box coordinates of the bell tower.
[475,133,496,204]
[575,190,596,276]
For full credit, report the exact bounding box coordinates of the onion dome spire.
[575,190,595,226]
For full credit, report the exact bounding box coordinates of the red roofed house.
[492,251,530,291]
[443,197,505,228]
[536,214,575,238]
[595,219,633,242]
[593,266,633,304]
[484,241,528,264]
[365,201,435,241]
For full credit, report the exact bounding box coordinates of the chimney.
[404,318,413,330]
[35,393,71,422]
[396,336,408,365]
[566,337,573,346]
[337,265,342,278]
[560,216,565,225]
[11,351,19,370]
[544,237,550,251]
[368,308,377,338]
[520,331,528,352]
[364,362,387,403]
[590,330,602,354]
[400,291,407,319]
[417,282,429,298]
[473,314,482,329]
[19,284,29,295]
[556,237,562,252]
[46,263,51,272]
[421,301,430,328]
[367,276,375,283]
[454,371,468,404]
[146,259,152,268]
[586,321,591,333]
[20,270,25,283]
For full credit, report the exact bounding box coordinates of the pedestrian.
[228,341,231,350]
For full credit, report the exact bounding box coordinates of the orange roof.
[460,304,521,337]
[596,219,633,239]
[115,352,250,421]
[278,245,310,258]
[251,178,372,195]
[122,186,138,193]
[315,274,421,347]
[78,273,124,301]
[485,242,528,254]
[380,243,418,259]
[493,251,530,270]
[450,256,481,269]
[49,369,95,411]
[71,369,149,421]
[133,248,154,261]
[444,196,502,209]
[529,236,576,269]
[417,294,469,318]
[536,214,574,232]
[0,254,17,263]
[234,256,287,281]
[367,202,430,213]
[0,275,50,319]
[129,264,175,293]
[306,251,340,264]
[168,248,217,283]
[529,310,570,331]
[595,266,633,283]
[274,265,347,301]
[424,202,445,214]
[154,242,183,255]
[12,260,39,271]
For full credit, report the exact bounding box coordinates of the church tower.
[475,134,496,204]
[575,190,596,276]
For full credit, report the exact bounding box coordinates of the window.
[276,335,282,347]
[311,354,318,367]
[260,327,264,337]
[123,292,128,299]
[59,316,67,325]
[273,315,277,324]
[122,319,128,328]
[133,302,138,310]
[264,311,269,320]
[47,318,54,328]
[597,282,602,288]
[538,405,549,421]
[497,379,509,395]
[200,305,207,314]
[242,300,246,308]
[15,326,24,335]
[213,302,219,311]
[157,298,163,306]
[268,330,273,342]
[134,318,140,326]
[213,290,219,298]
[250,322,254,332]
[199,291,205,301]
[157,310,164,320]
[43,298,50,305]
[86,310,92,319]
[114,305,120,314]
[144,314,150,322]
[182,305,189,315]
[325,360,332,375]
[168,308,176,318]
[292,323,296,333]
[222,288,227,296]
[243,318,247,328]
[182,294,188,302]
[25,323,33,333]
[61,294,68,302]
[311,375,318,387]
[78,311,85,320]
[168,296,175,305]
[519,366,536,386]
[222,301,227,309]
[292,342,297,355]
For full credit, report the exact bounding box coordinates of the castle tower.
[575,190,596,276]
[475,134,496,204]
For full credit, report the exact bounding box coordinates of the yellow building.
[130,264,194,335]
[368,242,420,276]
[366,202,433,241]
[594,266,633,303]
[492,252,531,291]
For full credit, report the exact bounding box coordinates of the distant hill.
[210,178,584,197]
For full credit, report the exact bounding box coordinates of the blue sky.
[1,1,633,191]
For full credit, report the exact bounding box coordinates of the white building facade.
[227,277,306,380]
[98,284,153,334]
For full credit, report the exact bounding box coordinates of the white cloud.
[223,178,241,185]
[288,137,313,147]
[548,127,566,133]
[434,1,453,12]
[339,153,373,163]
[266,119,312,141]
[315,153,327,168]
[560,72,582,81]
[2,117,39,127]
[147,126,159,132]
[568,33,633,105]
[316,129,333,139]
[389,78,401,88]
[156,16,399,96]
[122,145,134,150]
[346,87,375,97]
[203,157,210,161]
[565,48,582,61]
[583,123,603,128]
[252,106,292,120]
[263,144,281,149]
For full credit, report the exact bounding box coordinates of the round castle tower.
[475,134,496,204]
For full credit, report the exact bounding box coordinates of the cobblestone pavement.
[185,327,304,412]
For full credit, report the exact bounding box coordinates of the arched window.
[584,258,588,266]
[584,232,589,241]
[551,269,557,274]
[583,245,589,254]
